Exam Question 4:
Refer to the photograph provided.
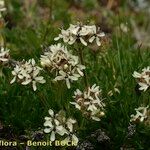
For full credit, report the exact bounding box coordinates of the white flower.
[54,23,105,46]
[54,29,76,45]
[130,106,149,122]
[70,102,81,110]
[44,109,68,141]
[120,23,128,33]
[133,66,150,92]
[0,0,6,12]
[138,82,149,91]
[0,0,6,18]
[44,109,78,143]
[89,26,105,46]
[0,47,10,65]
[70,84,105,121]
[10,59,46,91]
[40,43,85,89]
[66,118,76,133]
[63,118,78,144]
[133,71,143,78]
[79,25,94,36]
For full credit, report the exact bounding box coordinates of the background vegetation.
[0,0,150,150]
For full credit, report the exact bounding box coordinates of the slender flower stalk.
[42,0,54,43]
[77,45,88,87]
[49,0,53,21]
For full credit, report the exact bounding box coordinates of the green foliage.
[0,0,150,150]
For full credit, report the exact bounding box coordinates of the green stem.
[78,46,88,87]
[38,92,50,109]
[49,0,53,21]
[80,116,86,131]
[55,82,65,109]
[42,0,54,43]
[116,35,124,84]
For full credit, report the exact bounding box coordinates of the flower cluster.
[0,47,10,65]
[54,23,105,46]
[40,43,85,89]
[130,105,149,122]
[44,109,78,143]
[133,66,150,91]
[10,59,46,91]
[0,0,6,18]
[70,84,105,121]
